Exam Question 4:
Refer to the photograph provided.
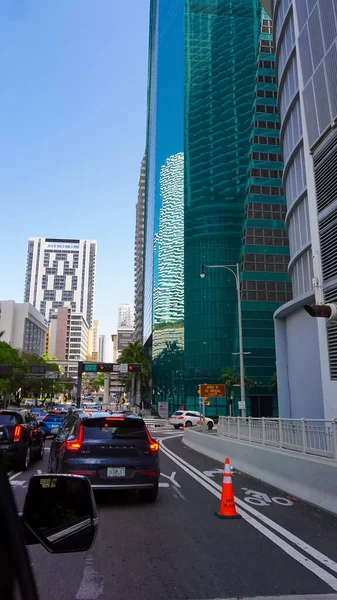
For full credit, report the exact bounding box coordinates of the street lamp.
[200,263,246,417]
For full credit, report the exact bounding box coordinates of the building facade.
[98,335,107,362]
[91,319,99,361]
[143,0,290,415]
[49,307,89,377]
[0,301,48,356]
[117,304,133,328]
[134,155,146,343]
[262,0,337,419]
[24,237,97,327]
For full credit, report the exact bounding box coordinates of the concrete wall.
[184,429,337,515]
[275,301,324,419]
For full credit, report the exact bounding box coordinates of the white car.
[169,410,214,430]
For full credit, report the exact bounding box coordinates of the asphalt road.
[9,428,337,600]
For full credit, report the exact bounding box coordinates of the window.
[241,280,292,302]
[244,227,289,246]
[250,151,283,162]
[249,168,283,179]
[243,253,289,272]
[253,135,279,146]
[259,59,275,69]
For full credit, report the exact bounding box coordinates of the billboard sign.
[200,384,226,399]
[117,330,134,351]
[158,401,169,419]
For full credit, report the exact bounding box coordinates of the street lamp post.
[200,263,246,417]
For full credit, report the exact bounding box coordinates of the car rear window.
[172,411,183,416]
[0,413,22,424]
[45,414,66,422]
[83,417,148,440]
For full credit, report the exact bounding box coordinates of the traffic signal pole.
[76,362,83,408]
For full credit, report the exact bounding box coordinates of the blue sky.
[0,0,150,344]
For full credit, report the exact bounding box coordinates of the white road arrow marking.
[159,482,169,488]
[161,471,181,488]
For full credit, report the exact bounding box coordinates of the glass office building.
[143,0,185,403]
[143,0,290,415]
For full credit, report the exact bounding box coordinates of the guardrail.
[217,416,337,460]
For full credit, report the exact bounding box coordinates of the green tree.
[0,341,22,400]
[221,367,254,407]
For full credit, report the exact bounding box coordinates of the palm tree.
[221,366,254,414]
[118,341,151,404]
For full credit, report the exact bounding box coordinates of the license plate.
[107,467,125,478]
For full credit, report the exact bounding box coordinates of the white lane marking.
[75,555,104,600]
[203,468,224,478]
[44,447,50,452]
[189,594,337,600]
[7,470,14,477]
[10,480,25,487]
[159,482,169,488]
[160,439,337,591]
[172,486,187,501]
[9,471,23,480]
[36,469,42,474]
[161,471,181,488]
[161,436,337,574]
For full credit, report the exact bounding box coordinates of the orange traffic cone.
[215,458,241,519]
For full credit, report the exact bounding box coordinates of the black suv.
[0,410,45,470]
[48,412,160,502]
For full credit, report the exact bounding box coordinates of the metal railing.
[144,418,169,428]
[217,416,337,460]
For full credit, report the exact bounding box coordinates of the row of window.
[254,120,280,130]
[255,104,278,114]
[241,281,292,302]
[250,168,283,178]
[243,253,289,273]
[245,202,287,221]
[257,75,277,84]
[256,90,278,99]
[252,135,280,146]
[251,151,283,162]
[244,227,289,247]
[259,59,275,69]
[248,185,284,196]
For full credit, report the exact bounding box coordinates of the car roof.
[81,411,144,422]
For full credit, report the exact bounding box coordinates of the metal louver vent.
[327,325,337,380]
[314,135,337,213]
[319,213,337,280]
[324,285,337,303]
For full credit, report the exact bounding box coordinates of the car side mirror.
[23,475,98,553]
[50,427,59,435]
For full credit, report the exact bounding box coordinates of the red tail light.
[14,425,22,442]
[66,425,83,451]
[146,428,159,452]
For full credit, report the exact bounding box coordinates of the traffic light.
[127,364,141,373]
[97,363,115,372]
[304,303,337,321]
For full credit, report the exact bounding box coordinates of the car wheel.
[36,437,45,460]
[173,425,180,429]
[185,421,192,428]
[207,421,214,430]
[139,483,159,503]
[19,445,31,471]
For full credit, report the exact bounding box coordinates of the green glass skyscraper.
[143,1,290,416]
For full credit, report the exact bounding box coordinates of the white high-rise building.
[98,334,107,362]
[262,0,337,419]
[24,237,97,327]
[118,304,133,328]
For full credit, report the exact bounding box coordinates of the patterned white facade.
[153,152,184,325]
[24,237,96,327]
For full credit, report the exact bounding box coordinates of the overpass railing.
[217,416,337,460]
